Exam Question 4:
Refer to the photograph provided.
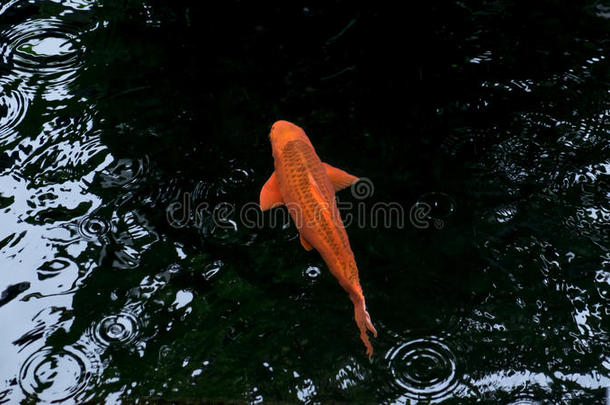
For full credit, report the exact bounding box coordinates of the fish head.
[269,120,311,157]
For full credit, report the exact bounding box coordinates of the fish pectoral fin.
[323,163,359,192]
[260,172,284,211]
[299,234,313,251]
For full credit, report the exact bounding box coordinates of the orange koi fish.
[260,120,377,357]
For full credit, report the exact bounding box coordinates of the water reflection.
[36,258,76,281]
[202,260,223,281]
[594,268,610,303]
[111,210,159,269]
[0,281,30,307]
[99,157,151,189]
[0,82,29,143]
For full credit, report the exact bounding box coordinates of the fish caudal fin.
[353,298,377,358]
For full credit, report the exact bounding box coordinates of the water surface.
[0,1,609,403]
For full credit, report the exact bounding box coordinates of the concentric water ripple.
[99,157,151,189]
[302,266,321,282]
[0,82,29,143]
[78,215,110,240]
[218,167,253,192]
[0,18,84,93]
[415,192,456,220]
[508,399,540,405]
[385,336,460,402]
[148,178,182,207]
[90,312,141,347]
[19,345,100,403]
[412,192,456,229]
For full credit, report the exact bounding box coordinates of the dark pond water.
[0,1,609,403]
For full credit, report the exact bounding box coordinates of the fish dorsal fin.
[260,172,283,210]
[323,163,359,192]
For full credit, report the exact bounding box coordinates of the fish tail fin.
[352,294,377,358]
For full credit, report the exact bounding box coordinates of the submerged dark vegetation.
[0,0,609,403]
